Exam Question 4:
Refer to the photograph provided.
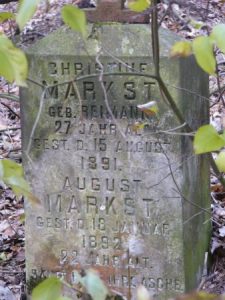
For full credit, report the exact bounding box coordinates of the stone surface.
[20,24,211,299]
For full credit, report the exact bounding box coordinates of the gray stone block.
[20,24,211,299]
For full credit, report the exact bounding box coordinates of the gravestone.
[20,1,211,299]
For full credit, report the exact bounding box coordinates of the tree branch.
[151,0,225,189]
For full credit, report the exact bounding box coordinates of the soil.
[1,0,225,299]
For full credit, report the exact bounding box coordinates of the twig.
[71,81,83,121]
[161,143,211,216]
[210,84,225,97]
[158,3,171,27]
[145,154,196,190]
[197,273,217,291]
[157,131,194,136]
[151,0,225,189]
[0,93,19,102]
[215,63,225,107]
[0,101,20,119]
[27,52,225,188]
[25,87,47,157]
[150,2,214,216]
[0,127,21,133]
[95,50,126,139]
[210,154,225,188]
[168,84,210,103]
[183,211,204,225]
[203,0,211,23]
[0,270,24,274]
[127,249,131,300]
[151,1,160,77]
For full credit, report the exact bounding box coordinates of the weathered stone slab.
[20,24,211,299]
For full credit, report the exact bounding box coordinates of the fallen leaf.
[219,226,225,237]
[211,238,224,254]
[0,219,10,232]
[137,101,159,116]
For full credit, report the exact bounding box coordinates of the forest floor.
[1,0,225,299]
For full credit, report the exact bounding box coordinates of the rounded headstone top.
[26,24,180,57]
[85,0,149,23]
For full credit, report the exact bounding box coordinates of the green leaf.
[0,12,14,22]
[190,19,204,30]
[131,121,148,133]
[194,124,225,154]
[171,41,192,57]
[16,0,41,31]
[137,285,151,300]
[32,277,62,300]
[61,5,87,38]
[137,101,159,116]
[55,297,71,300]
[0,159,40,205]
[128,0,151,12]
[0,158,23,178]
[0,34,27,86]
[211,24,225,53]
[215,152,225,172]
[19,213,25,224]
[83,270,108,300]
[192,36,216,75]
[0,252,7,261]
[74,269,108,300]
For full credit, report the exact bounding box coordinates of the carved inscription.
[47,61,150,76]
[27,58,184,297]
[30,267,182,291]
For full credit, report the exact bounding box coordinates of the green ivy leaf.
[0,34,27,86]
[215,152,225,172]
[171,41,192,57]
[192,36,216,75]
[32,277,62,300]
[128,0,151,12]
[194,124,225,154]
[211,24,225,53]
[0,159,40,205]
[61,5,87,38]
[16,0,41,31]
[0,12,14,22]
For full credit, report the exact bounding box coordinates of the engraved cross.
[85,0,149,23]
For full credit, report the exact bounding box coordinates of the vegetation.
[0,0,225,299]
